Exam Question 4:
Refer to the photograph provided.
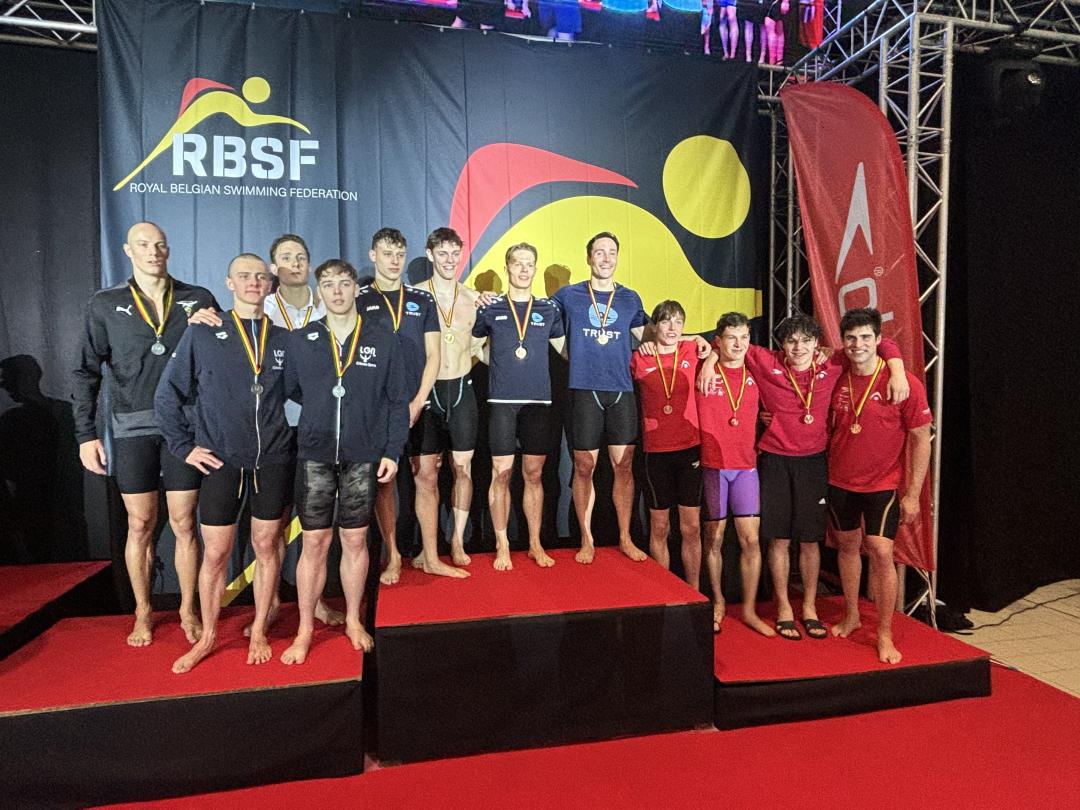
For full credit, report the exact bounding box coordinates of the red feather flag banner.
[780,82,934,571]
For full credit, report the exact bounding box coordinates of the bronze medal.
[729,417,739,427]
[803,413,814,425]
[850,423,862,435]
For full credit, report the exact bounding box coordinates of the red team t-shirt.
[735,340,903,457]
[631,342,701,453]
[828,369,933,492]
[696,362,759,470]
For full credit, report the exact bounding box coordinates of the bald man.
[74,222,218,647]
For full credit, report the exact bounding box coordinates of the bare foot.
[380,557,402,585]
[247,636,272,665]
[244,599,280,638]
[127,610,154,647]
[742,609,777,638]
[619,540,648,562]
[450,543,471,566]
[494,544,513,571]
[172,640,214,674]
[575,544,595,564]
[314,600,345,627]
[345,622,374,652]
[878,636,902,664]
[713,601,726,633]
[417,556,471,578]
[528,545,555,568]
[281,633,312,665]
[179,613,202,644]
[411,556,425,570]
[831,615,862,638]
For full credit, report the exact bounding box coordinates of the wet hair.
[426,227,463,251]
[840,307,882,337]
[314,259,358,283]
[586,231,620,256]
[651,300,686,324]
[776,313,823,343]
[371,227,407,250]
[504,242,538,266]
[269,234,309,264]
[716,311,750,334]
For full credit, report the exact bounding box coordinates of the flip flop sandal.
[801,618,828,639]
[776,619,802,640]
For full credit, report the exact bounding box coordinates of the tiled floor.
[956,578,1080,698]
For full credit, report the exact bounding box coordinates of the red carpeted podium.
[0,604,364,808]
[713,596,992,728]
[373,548,713,763]
[0,561,113,658]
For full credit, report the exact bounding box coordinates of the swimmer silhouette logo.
[114,76,356,201]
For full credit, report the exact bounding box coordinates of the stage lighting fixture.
[984,57,1044,120]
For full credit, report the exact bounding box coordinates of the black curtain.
[938,56,1080,612]
[0,45,100,563]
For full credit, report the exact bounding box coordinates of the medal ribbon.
[784,360,817,418]
[330,316,363,381]
[507,296,534,347]
[717,362,748,419]
[374,283,405,332]
[230,311,270,377]
[656,346,679,405]
[587,283,617,332]
[129,279,174,339]
[274,291,313,331]
[428,279,459,331]
[847,358,885,425]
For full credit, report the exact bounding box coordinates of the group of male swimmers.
[75,221,931,671]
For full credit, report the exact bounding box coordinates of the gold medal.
[729,417,739,427]
[663,404,673,415]
[587,283,617,342]
[507,295,534,361]
[230,310,270,396]
[429,278,460,345]
[803,413,815,424]
[846,358,885,438]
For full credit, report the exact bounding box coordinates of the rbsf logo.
[114,76,318,191]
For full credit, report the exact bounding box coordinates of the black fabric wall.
[938,56,1080,612]
[0,44,101,563]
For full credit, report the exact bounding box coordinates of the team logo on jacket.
[306,331,320,341]
[215,331,228,340]
[531,312,544,324]
[177,299,199,316]
[587,307,618,328]
[116,304,134,315]
[272,348,285,370]
[405,301,420,314]
[356,345,378,367]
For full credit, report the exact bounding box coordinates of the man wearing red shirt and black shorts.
[696,312,772,636]
[631,300,702,588]
[828,308,932,664]
[702,314,909,640]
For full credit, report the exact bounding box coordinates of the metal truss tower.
[0,1,96,49]
[767,0,1080,614]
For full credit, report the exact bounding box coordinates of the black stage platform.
[0,561,113,659]
[713,596,992,729]
[373,548,714,763]
[0,605,363,809]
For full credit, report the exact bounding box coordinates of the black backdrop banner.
[939,56,1080,612]
[99,0,763,328]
